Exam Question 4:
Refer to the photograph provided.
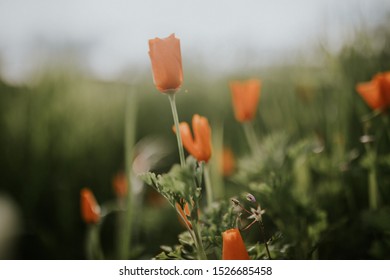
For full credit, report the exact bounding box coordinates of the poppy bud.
[148,33,183,94]
[222,228,250,260]
[230,79,261,122]
[80,188,100,224]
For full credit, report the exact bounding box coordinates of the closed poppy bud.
[80,188,101,224]
[173,114,212,163]
[222,228,250,260]
[221,147,235,176]
[356,72,390,111]
[148,33,183,94]
[230,79,261,122]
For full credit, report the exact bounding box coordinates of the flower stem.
[86,224,104,259]
[363,141,379,210]
[259,220,272,260]
[168,94,185,167]
[190,206,208,260]
[382,114,390,142]
[361,115,381,211]
[368,162,379,210]
[203,164,213,207]
[117,88,137,259]
[210,120,224,200]
[243,122,260,155]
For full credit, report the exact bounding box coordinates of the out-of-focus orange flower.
[230,79,261,122]
[148,33,183,94]
[222,228,250,260]
[146,189,167,207]
[173,114,212,163]
[356,72,390,111]
[80,188,100,224]
[112,172,127,198]
[221,147,235,177]
[175,201,192,229]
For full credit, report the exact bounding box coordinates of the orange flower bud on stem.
[355,72,390,210]
[80,188,101,224]
[222,228,250,260]
[148,34,186,166]
[230,79,262,155]
[148,34,183,94]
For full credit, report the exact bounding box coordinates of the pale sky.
[0,0,389,82]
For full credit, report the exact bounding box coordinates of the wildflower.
[222,228,250,260]
[230,79,261,122]
[148,33,183,94]
[112,172,127,198]
[246,193,256,203]
[173,114,212,163]
[356,72,390,111]
[221,147,235,176]
[248,205,266,223]
[80,188,100,224]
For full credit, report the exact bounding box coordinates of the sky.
[0,0,389,82]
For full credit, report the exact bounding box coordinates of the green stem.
[210,120,224,200]
[368,163,379,210]
[361,116,380,211]
[203,164,213,207]
[86,224,104,260]
[190,213,208,260]
[243,122,260,155]
[363,141,379,211]
[383,114,390,141]
[117,88,137,259]
[168,94,186,167]
[259,220,272,260]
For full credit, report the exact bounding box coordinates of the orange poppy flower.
[230,79,261,122]
[222,228,250,260]
[148,33,183,94]
[173,114,212,163]
[112,172,127,198]
[221,147,235,177]
[356,72,390,111]
[80,188,101,224]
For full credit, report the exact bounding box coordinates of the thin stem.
[86,225,104,260]
[363,142,379,210]
[368,164,379,210]
[117,88,137,259]
[259,220,272,260]
[382,114,390,141]
[243,122,260,155]
[190,205,208,260]
[203,164,213,207]
[361,117,380,211]
[209,120,224,200]
[168,94,186,167]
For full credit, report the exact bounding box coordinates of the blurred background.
[0,0,390,259]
